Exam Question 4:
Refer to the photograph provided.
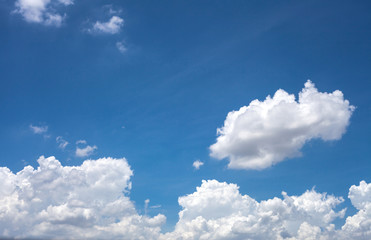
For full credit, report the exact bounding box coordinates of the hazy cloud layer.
[0,157,370,239]
[14,0,72,26]
[210,81,355,170]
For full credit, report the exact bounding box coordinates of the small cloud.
[56,136,69,150]
[76,139,87,145]
[91,16,124,34]
[30,124,48,134]
[58,0,73,5]
[193,160,204,170]
[103,4,122,15]
[76,145,97,157]
[116,41,127,54]
[150,205,161,209]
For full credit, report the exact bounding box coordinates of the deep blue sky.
[1,0,370,230]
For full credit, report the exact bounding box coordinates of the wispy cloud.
[116,41,127,53]
[56,136,69,149]
[29,124,48,134]
[76,139,87,145]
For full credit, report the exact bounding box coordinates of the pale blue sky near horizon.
[0,0,370,231]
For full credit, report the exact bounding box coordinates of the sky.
[0,0,370,239]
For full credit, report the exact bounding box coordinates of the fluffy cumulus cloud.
[340,181,371,239]
[92,16,124,34]
[0,158,370,239]
[0,156,165,239]
[210,81,355,170]
[162,180,371,240]
[14,0,72,26]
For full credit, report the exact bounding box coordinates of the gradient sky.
[0,0,370,237]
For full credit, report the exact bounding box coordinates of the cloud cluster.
[210,81,355,170]
[0,156,165,239]
[0,157,370,239]
[163,180,370,240]
[13,2,127,53]
[14,0,72,26]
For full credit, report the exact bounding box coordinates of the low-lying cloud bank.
[0,157,370,239]
[210,81,355,170]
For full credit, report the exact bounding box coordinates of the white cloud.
[116,41,127,53]
[348,180,371,210]
[14,0,72,26]
[92,16,124,34]
[30,124,48,134]
[210,80,355,170]
[0,156,165,239]
[151,205,162,209]
[340,181,371,239]
[0,157,370,239]
[161,180,371,240]
[56,136,68,149]
[76,139,87,145]
[76,145,97,157]
[192,160,204,170]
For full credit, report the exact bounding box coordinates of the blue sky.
[0,0,370,239]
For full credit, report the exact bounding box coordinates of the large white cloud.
[161,180,371,240]
[210,80,355,170]
[14,0,72,26]
[0,156,165,239]
[0,157,370,239]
